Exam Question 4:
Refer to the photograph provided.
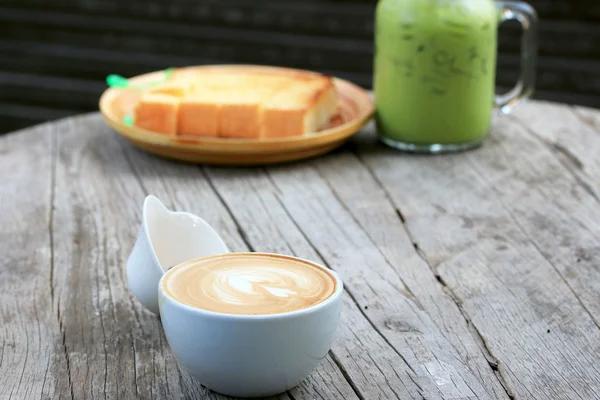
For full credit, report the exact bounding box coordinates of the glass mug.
[374,0,538,153]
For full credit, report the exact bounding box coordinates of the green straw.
[123,115,134,127]
[106,68,175,90]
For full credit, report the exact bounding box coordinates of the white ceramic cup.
[158,253,344,398]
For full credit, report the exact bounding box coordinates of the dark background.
[1,0,599,134]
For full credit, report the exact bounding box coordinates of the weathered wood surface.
[1,101,600,399]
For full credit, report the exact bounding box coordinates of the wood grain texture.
[198,163,512,399]
[0,124,70,399]
[356,108,600,399]
[509,101,600,326]
[48,116,216,400]
[2,103,600,399]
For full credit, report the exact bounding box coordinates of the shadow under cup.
[157,253,344,398]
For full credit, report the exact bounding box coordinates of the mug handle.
[495,1,538,114]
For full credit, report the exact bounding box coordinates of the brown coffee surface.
[162,253,337,315]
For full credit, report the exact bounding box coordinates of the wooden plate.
[99,65,374,165]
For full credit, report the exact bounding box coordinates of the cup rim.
[158,252,343,320]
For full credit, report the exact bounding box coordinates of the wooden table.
[2,101,600,400]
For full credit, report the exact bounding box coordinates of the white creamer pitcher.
[126,195,229,314]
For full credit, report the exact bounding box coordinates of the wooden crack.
[49,126,57,309]
[57,299,74,400]
[48,125,75,400]
[328,351,366,400]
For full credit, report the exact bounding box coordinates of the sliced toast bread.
[134,93,179,135]
[134,69,338,138]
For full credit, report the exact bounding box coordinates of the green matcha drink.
[374,0,536,152]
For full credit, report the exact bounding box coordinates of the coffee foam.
[163,253,337,315]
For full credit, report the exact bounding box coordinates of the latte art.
[163,254,337,315]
